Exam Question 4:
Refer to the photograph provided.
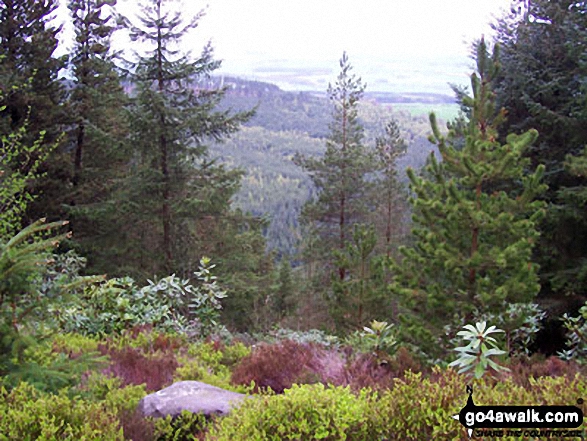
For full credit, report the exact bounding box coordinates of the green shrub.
[210,368,587,441]
[219,341,251,368]
[55,258,229,338]
[374,368,587,441]
[0,382,123,440]
[208,383,378,441]
[344,320,398,357]
[3,333,105,393]
[56,277,179,336]
[107,327,186,354]
[50,332,101,354]
[152,411,210,441]
[82,373,147,414]
[449,321,508,379]
[174,341,252,393]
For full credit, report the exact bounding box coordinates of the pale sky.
[58,0,514,94]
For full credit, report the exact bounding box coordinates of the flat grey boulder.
[137,381,247,418]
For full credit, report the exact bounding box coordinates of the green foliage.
[213,78,433,258]
[186,257,227,335]
[56,258,228,338]
[152,411,209,441]
[65,0,132,273]
[0,219,70,322]
[553,146,587,299]
[273,258,296,319]
[294,52,375,269]
[559,303,587,362]
[0,0,70,226]
[332,224,386,330]
[449,321,508,379]
[0,382,123,440]
[2,337,105,393]
[0,220,101,392]
[294,53,384,329]
[56,277,175,335]
[81,373,147,413]
[212,370,587,440]
[209,383,377,441]
[390,39,546,357]
[174,341,251,393]
[377,368,587,441]
[494,0,587,306]
[50,332,101,354]
[116,0,255,278]
[0,119,54,238]
[346,320,399,357]
[373,118,410,259]
[474,303,546,357]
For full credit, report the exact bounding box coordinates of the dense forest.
[210,76,441,256]
[1,0,587,439]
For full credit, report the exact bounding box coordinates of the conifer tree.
[273,258,295,320]
[65,0,131,272]
[118,0,253,277]
[373,119,409,259]
[68,0,126,188]
[331,223,380,328]
[493,0,587,304]
[556,147,587,297]
[294,52,376,282]
[0,0,68,224]
[390,39,547,356]
[0,0,64,133]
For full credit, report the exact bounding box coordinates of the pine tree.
[390,39,547,356]
[373,119,409,259]
[331,223,381,328]
[294,52,376,283]
[118,0,253,278]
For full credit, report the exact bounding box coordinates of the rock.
[137,381,247,418]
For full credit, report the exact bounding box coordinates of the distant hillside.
[210,76,449,256]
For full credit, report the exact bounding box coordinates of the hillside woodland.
[1,0,587,439]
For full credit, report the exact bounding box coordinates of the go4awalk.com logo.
[452,386,584,438]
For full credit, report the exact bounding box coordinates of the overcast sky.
[59,0,514,94]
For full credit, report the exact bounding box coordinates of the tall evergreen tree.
[0,0,68,224]
[0,0,64,132]
[390,39,547,356]
[68,0,126,188]
[556,147,587,299]
[373,119,409,259]
[117,0,253,278]
[65,0,131,272]
[493,0,587,305]
[294,52,376,282]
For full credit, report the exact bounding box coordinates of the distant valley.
[211,76,457,256]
